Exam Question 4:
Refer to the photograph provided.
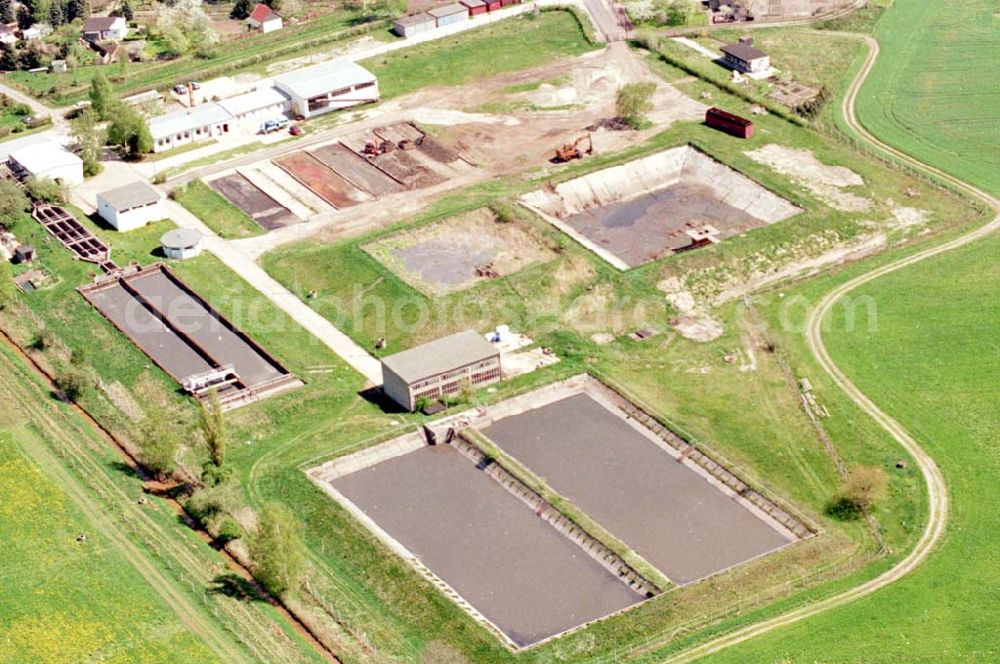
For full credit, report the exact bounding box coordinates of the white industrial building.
[217,87,291,129]
[148,103,233,153]
[273,60,379,119]
[96,181,164,231]
[2,136,84,186]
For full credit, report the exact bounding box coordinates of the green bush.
[54,370,89,402]
[827,465,888,520]
[214,517,243,545]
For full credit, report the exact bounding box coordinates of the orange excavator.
[553,134,593,163]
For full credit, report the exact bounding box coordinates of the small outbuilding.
[720,36,769,74]
[273,59,379,119]
[96,181,164,231]
[392,12,437,37]
[160,228,204,260]
[13,244,36,265]
[246,3,283,33]
[380,330,502,412]
[427,4,469,28]
[482,0,501,9]
[460,0,488,16]
[0,25,16,45]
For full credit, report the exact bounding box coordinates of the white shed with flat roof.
[97,181,163,231]
[393,12,437,37]
[380,330,501,411]
[427,3,468,27]
[273,59,379,119]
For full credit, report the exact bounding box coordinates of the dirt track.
[666,31,1000,663]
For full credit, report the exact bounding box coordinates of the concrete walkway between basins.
[163,199,384,385]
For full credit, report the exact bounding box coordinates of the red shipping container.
[460,0,488,15]
[705,107,754,139]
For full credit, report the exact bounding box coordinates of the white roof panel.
[274,59,376,101]
[10,141,82,173]
[0,134,52,163]
[217,86,289,117]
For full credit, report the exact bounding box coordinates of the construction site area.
[521,145,802,269]
[205,123,475,231]
[309,374,811,648]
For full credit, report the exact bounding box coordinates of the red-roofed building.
[246,3,283,33]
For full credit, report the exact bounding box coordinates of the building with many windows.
[380,330,502,411]
[148,103,233,153]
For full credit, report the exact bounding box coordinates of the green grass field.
[361,11,599,100]
[855,0,1000,194]
[0,428,222,662]
[4,11,997,660]
[709,232,1000,662]
[173,181,264,239]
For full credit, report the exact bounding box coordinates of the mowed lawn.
[856,0,1000,194]
[0,429,221,663]
[362,11,599,99]
[174,181,264,239]
[712,234,1000,661]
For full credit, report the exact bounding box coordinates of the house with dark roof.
[246,3,283,33]
[720,36,769,74]
[82,16,128,42]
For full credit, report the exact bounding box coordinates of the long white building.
[273,60,379,119]
[149,103,233,153]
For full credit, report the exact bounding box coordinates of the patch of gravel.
[658,277,725,343]
[888,200,930,228]
[746,144,873,212]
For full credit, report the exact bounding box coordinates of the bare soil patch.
[309,143,405,197]
[209,173,298,230]
[363,208,556,296]
[746,144,873,212]
[273,153,372,209]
